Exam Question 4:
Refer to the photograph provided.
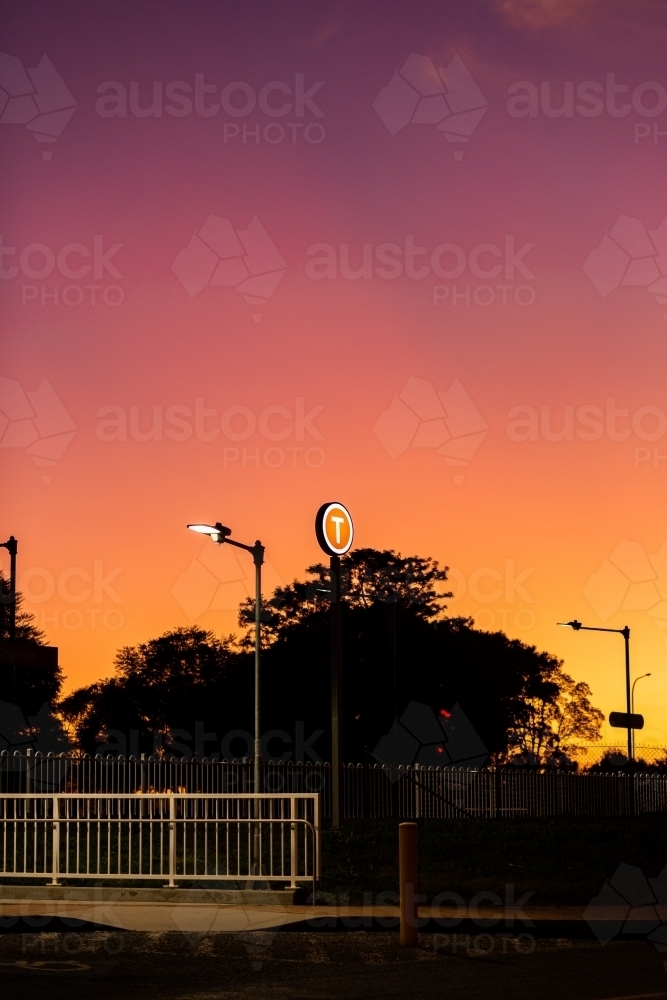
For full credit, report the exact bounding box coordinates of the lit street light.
[631,672,651,757]
[557,619,633,762]
[187,522,265,796]
[632,672,651,715]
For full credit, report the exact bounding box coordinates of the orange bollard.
[399,821,418,946]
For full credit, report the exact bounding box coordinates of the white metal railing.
[0,793,320,889]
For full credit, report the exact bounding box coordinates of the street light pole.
[1,536,18,643]
[621,625,631,764]
[557,620,633,762]
[187,523,265,794]
[558,618,638,816]
[252,540,264,798]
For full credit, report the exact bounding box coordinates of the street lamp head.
[558,620,582,630]
[187,522,232,544]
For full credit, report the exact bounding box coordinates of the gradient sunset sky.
[2,0,667,747]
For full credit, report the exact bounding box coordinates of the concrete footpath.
[0,893,642,938]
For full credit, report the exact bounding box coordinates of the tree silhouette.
[60,549,603,762]
[0,572,62,712]
[0,571,47,644]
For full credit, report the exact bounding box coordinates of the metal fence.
[0,792,320,887]
[2,750,665,818]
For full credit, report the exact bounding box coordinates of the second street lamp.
[187,522,265,796]
[557,619,633,762]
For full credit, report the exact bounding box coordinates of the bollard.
[399,821,418,946]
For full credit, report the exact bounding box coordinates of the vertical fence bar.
[314,792,321,882]
[50,796,60,885]
[167,793,176,887]
[289,795,297,888]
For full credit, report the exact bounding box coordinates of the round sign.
[315,502,354,557]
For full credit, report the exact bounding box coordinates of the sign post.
[315,502,354,830]
[609,712,644,731]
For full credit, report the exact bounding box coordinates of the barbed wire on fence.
[2,750,666,819]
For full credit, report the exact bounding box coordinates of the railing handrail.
[0,791,318,799]
[1,788,320,887]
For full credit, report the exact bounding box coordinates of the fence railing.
[2,751,665,818]
[0,792,320,888]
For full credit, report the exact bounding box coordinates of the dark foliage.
[0,572,62,713]
[59,549,588,762]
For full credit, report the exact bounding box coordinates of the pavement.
[0,895,653,936]
[0,929,662,1000]
[0,894,663,999]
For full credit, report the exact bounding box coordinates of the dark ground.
[0,931,662,999]
[319,815,667,903]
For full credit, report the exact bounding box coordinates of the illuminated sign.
[315,502,354,557]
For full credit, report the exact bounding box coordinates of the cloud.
[489,0,666,37]
[305,20,344,48]
[489,0,595,29]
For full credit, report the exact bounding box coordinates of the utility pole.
[1,535,18,643]
[330,553,343,829]
[315,503,354,830]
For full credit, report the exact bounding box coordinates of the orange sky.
[2,0,667,747]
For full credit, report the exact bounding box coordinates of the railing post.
[290,796,297,888]
[414,763,421,819]
[167,793,176,887]
[50,796,60,885]
[25,748,33,795]
[314,793,321,881]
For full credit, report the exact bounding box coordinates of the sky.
[1,0,666,748]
